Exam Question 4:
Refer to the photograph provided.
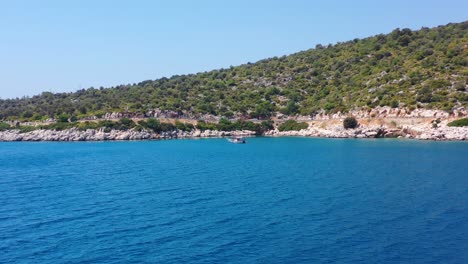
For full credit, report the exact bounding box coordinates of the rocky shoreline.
[1,124,467,141]
[265,126,468,141]
[0,128,257,142]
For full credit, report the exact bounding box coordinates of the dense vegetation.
[0,22,467,122]
[197,118,273,133]
[343,117,359,129]
[447,118,468,127]
[278,120,309,131]
[1,118,274,134]
[0,122,10,131]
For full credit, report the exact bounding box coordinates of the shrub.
[278,120,309,131]
[0,122,10,131]
[18,126,37,133]
[234,120,260,131]
[21,111,33,119]
[32,114,44,121]
[447,118,468,127]
[175,121,194,132]
[343,117,358,129]
[139,118,161,132]
[185,123,195,131]
[57,114,70,123]
[453,81,466,91]
[160,122,175,132]
[217,118,236,131]
[235,120,261,133]
[118,118,135,129]
[77,121,98,130]
[97,120,116,129]
[260,120,274,131]
[42,122,75,131]
[196,120,217,131]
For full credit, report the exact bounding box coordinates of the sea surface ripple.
[1,138,468,263]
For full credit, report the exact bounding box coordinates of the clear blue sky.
[0,0,466,99]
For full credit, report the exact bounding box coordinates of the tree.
[260,120,274,131]
[343,117,358,129]
[119,117,134,127]
[280,101,299,115]
[417,86,433,103]
[217,118,235,131]
[252,102,274,119]
[57,114,70,123]
[141,118,161,132]
[21,111,33,119]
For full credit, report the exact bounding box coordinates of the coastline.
[3,106,468,142]
[0,128,257,142]
[1,124,467,142]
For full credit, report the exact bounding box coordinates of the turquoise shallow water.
[1,137,468,263]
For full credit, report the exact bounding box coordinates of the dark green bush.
[185,123,195,131]
[197,119,271,134]
[97,120,116,129]
[77,121,99,130]
[160,122,175,132]
[260,120,274,131]
[18,126,37,133]
[42,122,75,131]
[57,114,70,123]
[196,120,217,131]
[0,122,10,131]
[32,114,44,121]
[175,121,194,132]
[139,118,161,132]
[117,118,135,130]
[343,117,358,129]
[278,120,308,131]
[235,120,259,131]
[447,118,468,127]
[217,118,236,131]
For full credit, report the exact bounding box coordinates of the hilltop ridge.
[0,21,467,122]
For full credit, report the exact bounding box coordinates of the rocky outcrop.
[265,127,389,139]
[0,128,155,141]
[98,109,221,123]
[264,125,468,141]
[0,128,257,142]
[299,107,468,121]
[407,126,468,141]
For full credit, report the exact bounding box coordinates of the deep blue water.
[1,137,468,263]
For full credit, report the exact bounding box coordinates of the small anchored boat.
[228,136,246,144]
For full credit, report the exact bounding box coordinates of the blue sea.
[1,137,468,263]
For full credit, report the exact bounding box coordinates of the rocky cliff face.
[294,107,468,121]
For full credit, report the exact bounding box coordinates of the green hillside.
[1,21,467,121]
